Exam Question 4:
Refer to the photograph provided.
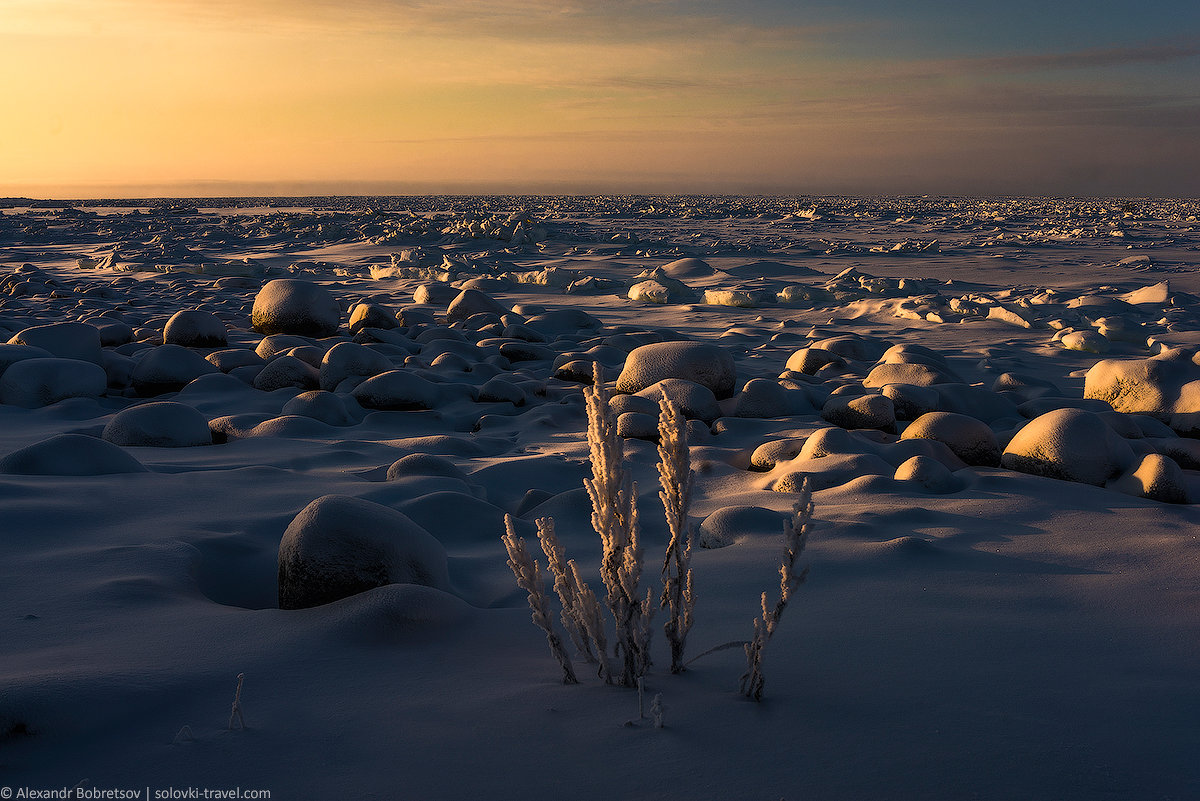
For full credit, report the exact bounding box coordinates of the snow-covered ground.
[1,195,1198,800]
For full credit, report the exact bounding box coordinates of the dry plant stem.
[228,673,246,730]
[569,559,614,683]
[503,514,579,685]
[536,516,598,664]
[584,362,652,686]
[739,478,813,701]
[657,395,695,673]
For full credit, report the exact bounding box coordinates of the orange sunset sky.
[3,0,1199,198]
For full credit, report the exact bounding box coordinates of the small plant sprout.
[740,479,813,701]
[503,514,580,685]
[657,395,695,673]
[650,693,664,729]
[228,673,246,730]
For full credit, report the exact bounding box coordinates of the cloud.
[968,40,1200,73]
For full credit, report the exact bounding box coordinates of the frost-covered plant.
[536,516,602,668]
[657,395,694,673]
[740,479,813,701]
[650,693,665,729]
[228,673,246,730]
[584,363,653,686]
[503,515,579,685]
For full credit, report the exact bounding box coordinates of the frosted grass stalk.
[584,362,652,686]
[657,395,694,673]
[503,514,579,685]
[739,478,812,701]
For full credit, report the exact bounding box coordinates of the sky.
[2,0,1198,198]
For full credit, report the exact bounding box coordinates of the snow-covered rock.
[1001,408,1136,486]
[901,412,1000,466]
[102,401,213,447]
[278,495,451,610]
[0,433,147,475]
[0,357,107,407]
[131,345,220,396]
[616,341,736,399]
[251,279,342,337]
[8,322,103,365]
[162,310,228,348]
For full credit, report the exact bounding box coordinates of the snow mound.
[900,412,1000,466]
[251,279,342,337]
[0,344,54,376]
[162,310,227,348]
[1084,349,1200,416]
[352,370,442,410]
[252,355,319,392]
[1108,453,1191,504]
[8,322,103,365]
[731,378,813,418]
[657,257,715,277]
[280,390,358,426]
[446,289,507,323]
[821,394,896,432]
[0,433,147,475]
[320,342,395,392]
[698,505,786,549]
[277,495,450,610]
[102,401,213,447]
[131,344,219,396]
[893,455,965,493]
[1001,408,1136,486]
[0,357,107,407]
[616,341,736,399]
[635,378,720,421]
[348,303,399,333]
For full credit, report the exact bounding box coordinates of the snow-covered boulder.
[251,279,342,337]
[616,341,736,399]
[0,357,107,407]
[1108,453,1190,504]
[102,401,213,447]
[281,390,358,426]
[319,342,395,392]
[894,455,964,493]
[634,378,720,421]
[446,289,507,323]
[1084,349,1200,416]
[8,322,103,365]
[731,378,812,418]
[386,453,470,483]
[864,362,958,388]
[785,347,846,375]
[821,394,896,432]
[0,434,147,475]
[278,495,451,610]
[348,303,398,334]
[131,344,219,396]
[163,310,228,348]
[749,438,806,471]
[352,370,441,410]
[698,505,785,549]
[0,344,54,377]
[1001,408,1136,486]
[412,283,460,306]
[252,355,320,392]
[901,412,1000,466]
